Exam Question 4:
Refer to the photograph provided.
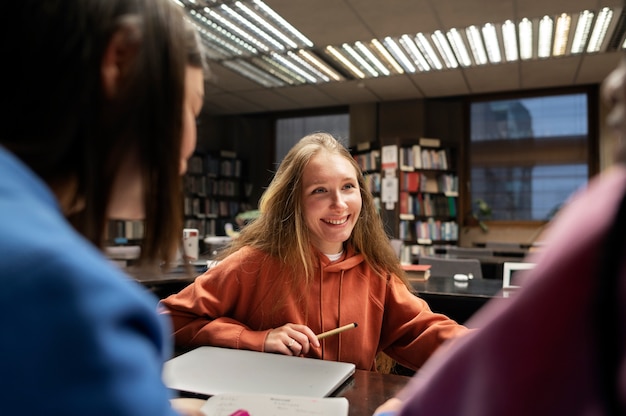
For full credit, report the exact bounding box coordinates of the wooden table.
[174,369,411,416]
[335,370,410,415]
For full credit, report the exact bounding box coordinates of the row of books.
[364,172,382,194]
[184,176,244,197]
[184,197,248,219]
[399,145,449,171]
[399,192,457,218]
[399,171,458,194]
[399,219,459,242]
[353,149,381,172]
[187,153,243,178]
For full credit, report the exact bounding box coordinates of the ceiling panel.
[409,70,472,97]
[265,0,374,45]
[315,80,383,103]
[462,62,522,94]
[433,0,515,28]
[358,75,425,101]
[272,85,342,108]
[576,52,623,85]
[344,0,440,37]
[520,57,582,90]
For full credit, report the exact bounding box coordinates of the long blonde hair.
[220,132,408,288]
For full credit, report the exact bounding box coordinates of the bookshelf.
[351,141,382,212]
[183,150,252,238]
[381,138,459,262]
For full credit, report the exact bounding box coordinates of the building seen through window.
[470,92,590,221]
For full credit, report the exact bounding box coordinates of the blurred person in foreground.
[0,0,207,414]
[373,59,626,416]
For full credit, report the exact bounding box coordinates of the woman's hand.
[264,323,320,356]
[373,397,403,416]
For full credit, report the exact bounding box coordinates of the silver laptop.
[163,346,356,398]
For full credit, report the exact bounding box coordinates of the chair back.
[447,246,494,257]
[418,255,483,279]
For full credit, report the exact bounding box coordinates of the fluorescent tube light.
[552,13,571,56]
[342,43,380,77]
[466,25,488,65]
[587,7,613,52]
[234,1,298,49]
[415,33,443,70]
[326,46,366,78]
[399,35,430,71]
[220,4,285,51]
[538,16,553,58]
[447,28,472,67]
[252,0,314,47]
[271,52,318,83]
[223,59,285,87]
[501,20,518,61]
[355,41,391,76]
[298,50,344,81]
[371,39,405,74]
[571,10,594,53]
[482,23,502,63]
[432,30,459,68]
[518,18,533,60]
[384,37,417,73]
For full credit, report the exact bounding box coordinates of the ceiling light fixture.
[501,20,519,61]
[415,33,443,70]
[538,16,554,58]
[587,7,614,52]
[518,18,533,60]
[222,59,285,87]
[482,23,502,63]
[384,37,417,73]
[432,30,459,68]
[371,39,405,74]
[354,41,391,76]
[252,0,313,48]
[325,46,366,79]
[466,25,488,65]
[552,13,571,56]
[297,50,344,81]
[342,43,380,77]
[399,35,430,71]
[571,10,595,53]
[447,28,472,67]
[234,1,298,49]
[176,2,619,88]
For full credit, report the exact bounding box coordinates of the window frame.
[461,85,600,227]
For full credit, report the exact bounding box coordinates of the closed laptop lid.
[163,346,356,398]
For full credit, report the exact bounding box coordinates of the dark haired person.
[1,1,206,414]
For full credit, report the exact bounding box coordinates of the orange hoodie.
[160,245,468,371]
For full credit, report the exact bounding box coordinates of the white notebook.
[200,392,348,416]
[163,346,356,398]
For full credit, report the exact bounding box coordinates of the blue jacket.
[0,147,179,415]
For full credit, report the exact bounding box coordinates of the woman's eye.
[312,187,326,194]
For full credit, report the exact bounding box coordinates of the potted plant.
[471,198,492,232]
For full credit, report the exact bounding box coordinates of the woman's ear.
[101,16,142,98]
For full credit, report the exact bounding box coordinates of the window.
[469,91,594,221]
[275,114,349,164]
